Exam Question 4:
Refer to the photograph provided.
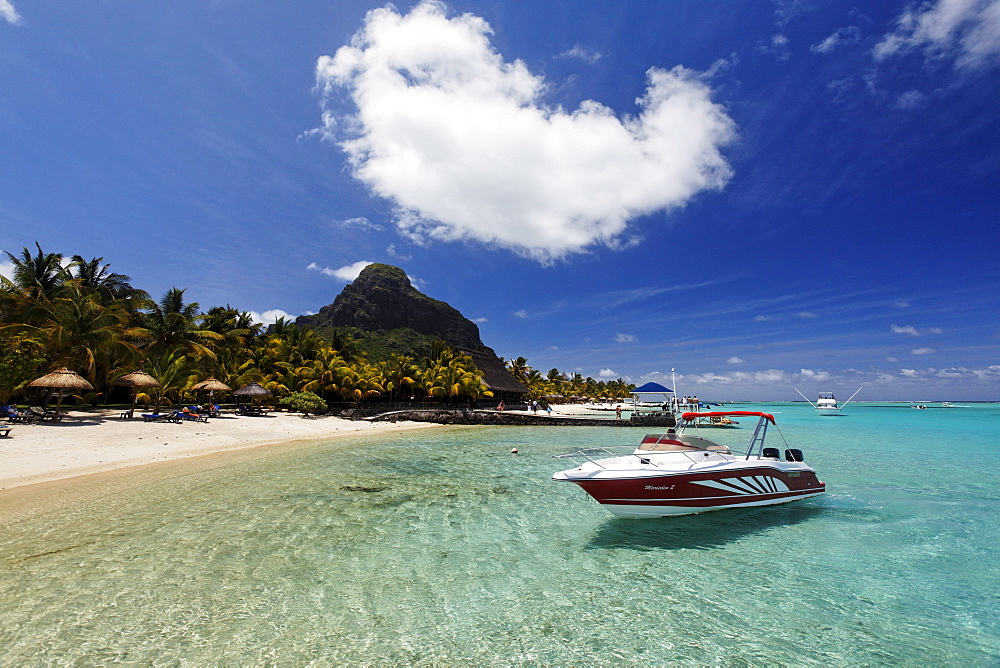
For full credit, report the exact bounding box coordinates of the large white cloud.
[875,0,1000,70]
[315,1,736,262]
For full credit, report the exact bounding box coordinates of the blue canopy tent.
[629,381,674,414]
[632,382,672,393]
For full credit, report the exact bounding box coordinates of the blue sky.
[1,0,998,400]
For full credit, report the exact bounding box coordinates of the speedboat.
[551,411,825,518]
[795,387,862,415]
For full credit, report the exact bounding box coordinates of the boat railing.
[552,446,636,468]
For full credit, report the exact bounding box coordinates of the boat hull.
[559,467,825,518]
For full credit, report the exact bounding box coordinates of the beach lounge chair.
[0,424,12,437]
[29,406,63,422]
[142,412,182,423]
[180,408,209,423]
[1,406,34,424]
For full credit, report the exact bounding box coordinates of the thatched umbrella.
[28,367,94,416]
[234,381,271,408]
[191,377,231,407]
[113,367,161,416]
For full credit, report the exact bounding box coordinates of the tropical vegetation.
[0,244,634,411]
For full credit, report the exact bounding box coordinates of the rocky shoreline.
[360,409,676,427]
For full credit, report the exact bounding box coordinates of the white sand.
[0,408,440,491]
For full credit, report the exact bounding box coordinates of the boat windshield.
[637,433,730,452]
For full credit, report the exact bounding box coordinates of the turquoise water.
[0,403,997,664]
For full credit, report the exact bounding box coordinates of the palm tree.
[68,255,149,302]
[378,353,416,405]
[505,356,531,384]
[1,242,67,302]
[142,288,221,357]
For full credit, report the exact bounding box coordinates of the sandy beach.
[0,409,442,491]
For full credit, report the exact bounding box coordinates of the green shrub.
[280,390,328,415]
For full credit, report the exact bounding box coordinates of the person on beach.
[615,405,622,420]
[497,400,505,411]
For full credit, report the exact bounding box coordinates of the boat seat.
[761,447,780,459]
[785,448,804,462]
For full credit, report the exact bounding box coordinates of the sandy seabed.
[0,408,442,492]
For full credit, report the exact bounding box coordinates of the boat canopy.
[681,411,775,425]
[632,382,672,393]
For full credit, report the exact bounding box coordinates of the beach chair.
[142,412,182,423]
[180,408,209,423]
[1,406,34,424]
[29,406,63,422]
[0,424,12,437]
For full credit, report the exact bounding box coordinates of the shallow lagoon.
[1,403,997,664]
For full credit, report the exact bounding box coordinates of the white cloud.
[315,1,736,263]
[886,356,900,362]
[892,324,942,336]
[614,332,637,343]
[560,44,602,64]
[892,323,921,336]
[895,89,927,108]
[0,257,14,281]
[386,243,412,261]
[811,26,861,54]
[911,347,937,355]
[754,314,777,321]
[0,0,21,25]
[798,311,819,318]
[249,309,296,325]
[799,368,832,382]
[726,356,745,364]
[598,368,618,378]
[472,316,488,323]
[307,260,373,281]
[874,0,1000,70]
[900,368,919,377]
[894,299,911,308]
[513,309,529,319]
[339,216,382,231]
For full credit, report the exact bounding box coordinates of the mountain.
[295,264,528,394]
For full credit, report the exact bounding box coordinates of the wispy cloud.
[306,260,373,281]
[797,311,819,318]
[891,323,921,336]
[910,347,936,355]
[513,309,529,319]
[614,333,637,343]
[385,244,412,261]
[472,316,488,323]
[874,0,1000,70]
[726,356,745,364]
[0,0,21,25]
[892,324,942,336]
[338,216,383,232]
[559,44,602,64]
[315,1,736,263]
[811,26,861,54]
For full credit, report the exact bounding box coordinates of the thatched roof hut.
[459,347,529,396]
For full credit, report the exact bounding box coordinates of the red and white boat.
[552,411,825,518]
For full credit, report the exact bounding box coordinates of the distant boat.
[795,387,862,416]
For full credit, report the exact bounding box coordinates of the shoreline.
[0,408,443,492]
